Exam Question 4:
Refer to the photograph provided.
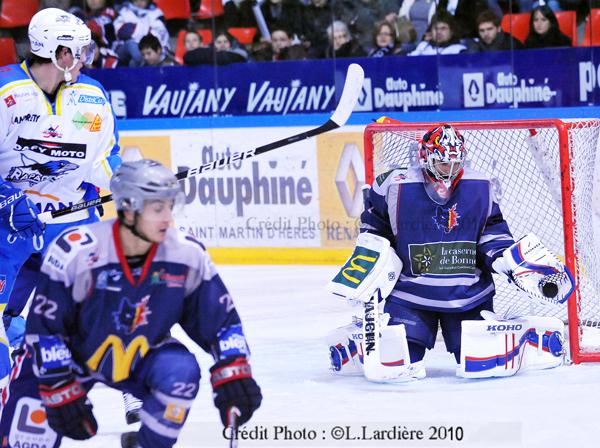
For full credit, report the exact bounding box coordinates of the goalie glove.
[327,233,402,304]
[492,233,575,307]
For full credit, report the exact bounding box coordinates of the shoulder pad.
[43,225,99,277]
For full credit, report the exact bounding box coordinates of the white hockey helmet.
[111,160,184,219]
[28,8,95,81]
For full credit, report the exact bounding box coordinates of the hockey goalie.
[326,123,575,382]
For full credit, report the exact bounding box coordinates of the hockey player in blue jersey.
[0,160,262,447]
[327,123,571,381]
[0,8,122,382]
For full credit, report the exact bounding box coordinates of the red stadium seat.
[196,0,224,20]
[227,27,257,45]
[0,0,39,28]
[555,11,577,46]
[154,0,191,21]
[0,37,17,65]
[174,29,213,64]
[501,13,529,43]
[581,9,600,46]
[501,11,577,45]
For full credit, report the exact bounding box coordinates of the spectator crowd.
[9,0,593,68]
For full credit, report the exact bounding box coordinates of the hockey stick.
[40,63,365,221]
[226,406,241,448]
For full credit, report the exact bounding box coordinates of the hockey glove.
[39,379,98,440]
[0,182,44,241]
[210,356,262,426]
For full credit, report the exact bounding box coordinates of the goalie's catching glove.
[492,233,574,307]
[210,356,262,426]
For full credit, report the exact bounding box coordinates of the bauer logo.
[463,73,485,107]
[354,77,373,112]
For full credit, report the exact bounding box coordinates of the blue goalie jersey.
[25,219,249,385]
[361,166,515,312]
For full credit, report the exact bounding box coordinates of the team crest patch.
[42,125,62,139]
[113,295,152,334]
[433,203,460,234]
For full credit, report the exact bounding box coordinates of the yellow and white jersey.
[0,62,121,222]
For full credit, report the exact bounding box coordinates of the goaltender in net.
[327,122,575,382]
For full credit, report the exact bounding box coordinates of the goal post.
[363,119,600,364]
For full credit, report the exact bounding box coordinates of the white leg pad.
[457,316,565,379]
[327,317,425,382]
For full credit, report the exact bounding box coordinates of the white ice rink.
[60,265,600,448]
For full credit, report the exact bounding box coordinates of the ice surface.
[61,265,600,448]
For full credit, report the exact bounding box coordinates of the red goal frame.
[363,119,600,364]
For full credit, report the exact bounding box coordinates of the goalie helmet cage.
[363,119,600,364]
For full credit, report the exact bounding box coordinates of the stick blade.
[330,63,365,127]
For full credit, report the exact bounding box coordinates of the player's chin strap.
[117,211,154,244]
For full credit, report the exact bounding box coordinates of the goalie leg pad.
[439,299,493,363]
[327,314,424,381]
[457,316,565,379]
[326,320,363,376]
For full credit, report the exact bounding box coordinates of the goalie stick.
[39,63,365,221]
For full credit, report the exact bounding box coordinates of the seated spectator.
[468,10,524,52]
[261,0,308,41]
[334,0,400,51]
[398,0,436,41]
[325,20,367,58]
[139,33,177,66]
[524,5,572,49]
[250,40,274,61]
[368,20,401,57]
[184,31,248,66]
[409,11,467,56]
[184,30,203,53]
[114,0,170,66]
[303,0,332,59]
[69,0,117,47]
[395,17,418,53]
[279,44,308,60]
[89,33,120,68]
[271,27,293,61]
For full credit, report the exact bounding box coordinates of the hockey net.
[363,119,600,364]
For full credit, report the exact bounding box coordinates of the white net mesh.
[365,120,600,358]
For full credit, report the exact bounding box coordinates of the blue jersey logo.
[433,203,461,234]
[113,295,152,334]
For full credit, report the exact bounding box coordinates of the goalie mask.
[419,124,466,204]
